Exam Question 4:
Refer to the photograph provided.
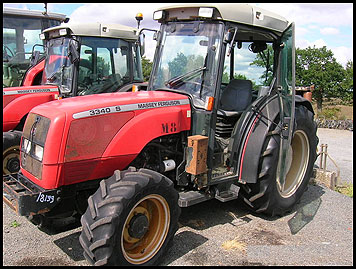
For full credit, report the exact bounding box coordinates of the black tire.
[239,105,318,216]
[3,130,22,175]
[79,167,180,266]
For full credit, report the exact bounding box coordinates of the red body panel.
[22,58,45,86]
[3,85,59,132]
[23,91,192,189]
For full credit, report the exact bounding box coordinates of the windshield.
[3,15,62,87]
[3,15,60,63]
[76,36,143,95]
[150,22,224,108]
[42,37,74,93]
[42,36,144,96]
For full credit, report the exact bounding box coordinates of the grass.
[335,183,353,198]
[312,98,353,120]
[10,220,21,228]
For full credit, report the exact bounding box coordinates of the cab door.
[276,22,296,192]
[227,23,296,186]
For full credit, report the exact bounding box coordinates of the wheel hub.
[6,156,20,173]
[128,213,149,239]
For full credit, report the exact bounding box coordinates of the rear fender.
[21,58,45,86]
[103,104,191,159]
[229,95,280,184]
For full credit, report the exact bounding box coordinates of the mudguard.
[3,85,59,132]
[21,58,45,86]
[229,94,280,184]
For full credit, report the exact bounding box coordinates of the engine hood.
[31,90,190,119]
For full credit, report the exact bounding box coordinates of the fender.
[229,94,280,184]
[295,95,314,115]
[21,58,45,86]
[3,85,59,132]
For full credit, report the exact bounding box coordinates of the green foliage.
[341,60,353,102]
[335,183,353,198]
[10,220,20,228]
[250,45,274,86]
[296,46,345,112]
[141,56,153,81]
[317,107,341,120]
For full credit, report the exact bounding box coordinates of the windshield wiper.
[165,66,207,88]
[47,65,65,83]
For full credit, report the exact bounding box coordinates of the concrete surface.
[316,128,353,184]
[3,183,353,266]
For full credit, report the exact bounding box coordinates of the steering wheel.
[3,45,14,60]
[77,80,93,95]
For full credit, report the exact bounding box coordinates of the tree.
[250,44,274,86]
[296,46,345,112]
[141,56,153,81]
[341,60,353,103]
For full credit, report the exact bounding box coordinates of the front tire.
[239,105,318,216]
[79,168,180,266]
[3,131,22,175]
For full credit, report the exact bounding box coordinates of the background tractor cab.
[39,22,146,98]
[3,4,318,266]
[3,21,146,175]
[3,6,68,87]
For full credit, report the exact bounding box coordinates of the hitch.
[3,173,60,216]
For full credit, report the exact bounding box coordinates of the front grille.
[20,152,43,179]
[21,113,51,179]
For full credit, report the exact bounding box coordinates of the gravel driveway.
[316,128,353,184]
[3,128,353,266]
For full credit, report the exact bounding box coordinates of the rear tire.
[3,131,22,175]
[79,167,180,266]
[239,105,318,216]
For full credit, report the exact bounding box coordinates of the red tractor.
[4,4,318,266]
[3,20,147,174]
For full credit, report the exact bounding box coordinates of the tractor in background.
[3,20,147,174]
[3,6,68,87]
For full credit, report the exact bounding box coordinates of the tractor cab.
[3,7,68,87]
[39,22,145,98]
[149,4,298,193]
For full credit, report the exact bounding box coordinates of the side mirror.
[30,51,41,66]
[68,40,80,64]
[30,44,44,66]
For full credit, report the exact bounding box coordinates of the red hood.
[31,90,190,119]
[3,85,59,108]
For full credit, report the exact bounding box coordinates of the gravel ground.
[316,128,353,184]
[3,128,353,266]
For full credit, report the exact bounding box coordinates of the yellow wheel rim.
[279,130,310,198]
[121,194,170,264]
[3,145,20,175]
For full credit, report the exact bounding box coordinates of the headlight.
[34,144,44,161]
[153,10,164,20]
[199,7,214,18]
[22,138,31,154]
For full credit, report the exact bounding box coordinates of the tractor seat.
[216,79,253,137]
